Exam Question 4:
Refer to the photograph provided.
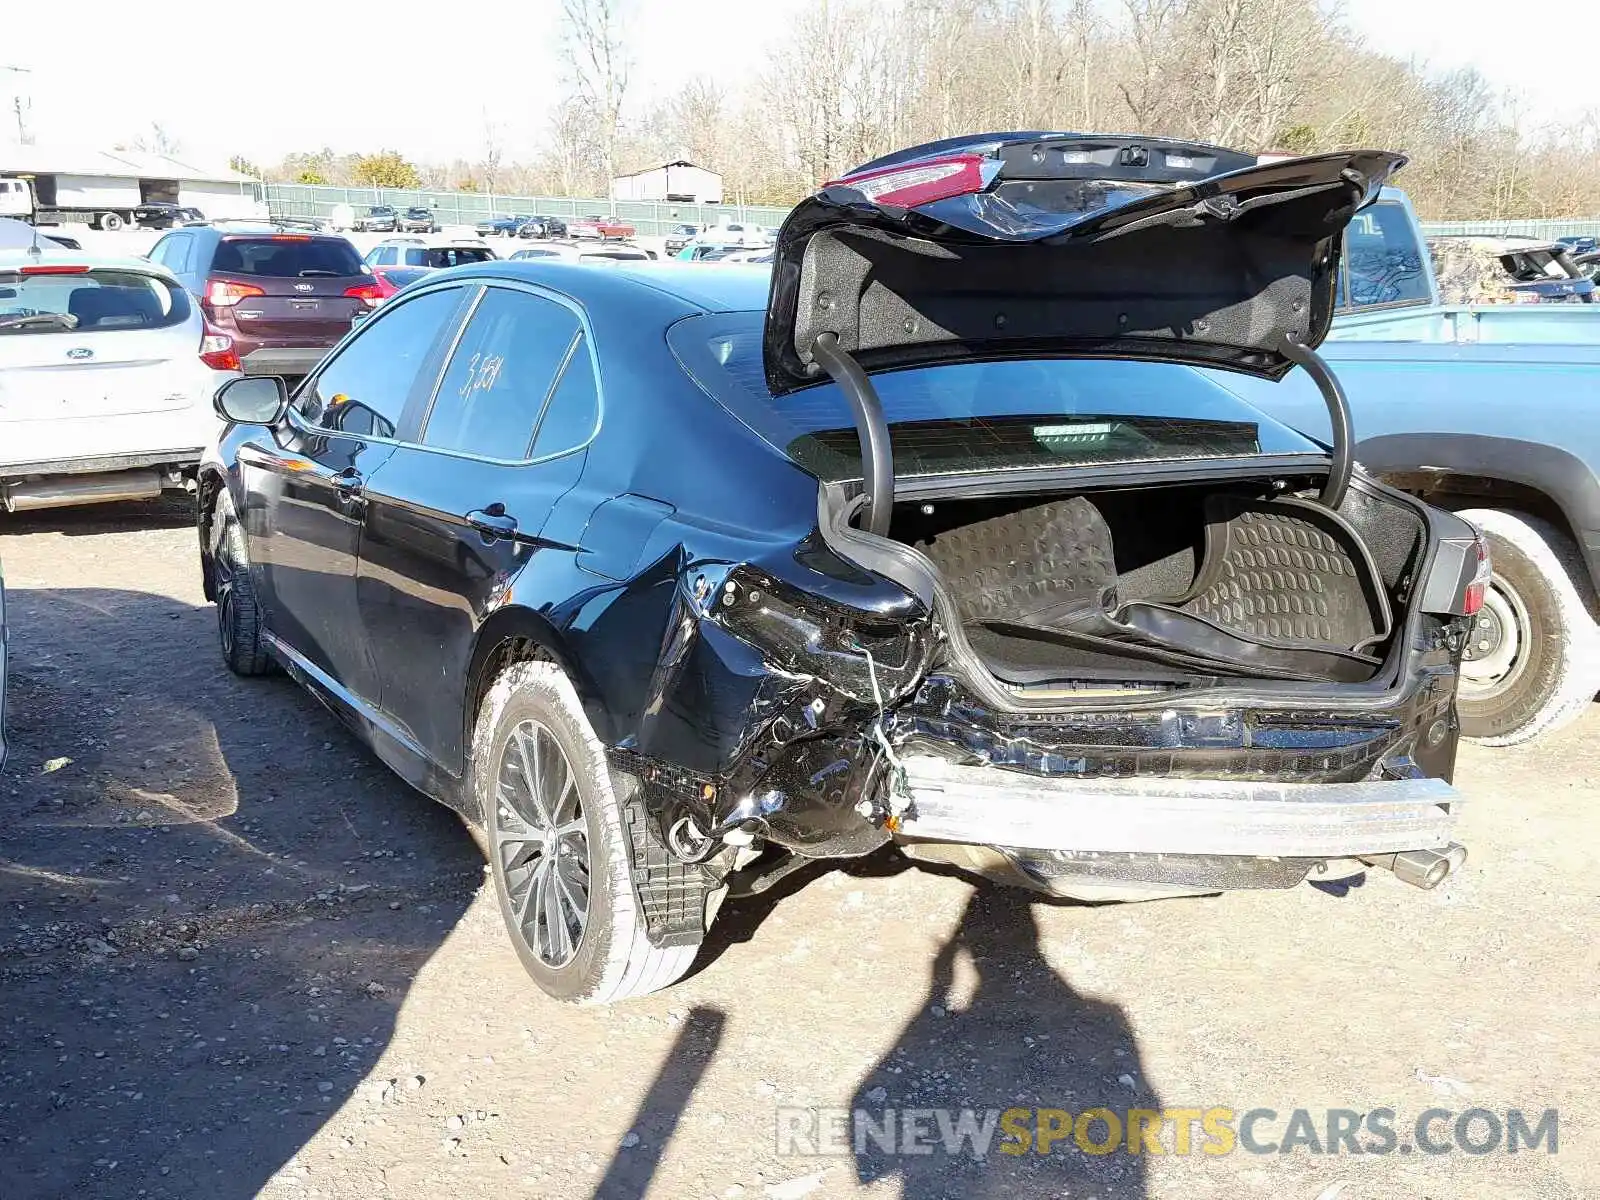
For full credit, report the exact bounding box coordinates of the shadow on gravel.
[589,1006,727,1200]
[0,587,481,1199]
[1,493,198,538]
[853,888,1157,1199]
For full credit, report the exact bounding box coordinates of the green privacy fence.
[1420,218,1600,239]
[263,183,795,237]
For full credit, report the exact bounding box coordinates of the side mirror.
[214,375,288,425]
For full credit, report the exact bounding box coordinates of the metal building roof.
[0,142,258,184]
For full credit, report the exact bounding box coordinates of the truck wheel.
[209,491,275,677]
[472,660,698,1004]
[100,211,125,232]
[1455,509,1600,745]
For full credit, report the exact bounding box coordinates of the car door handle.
[466,506,519,538]
[331,469,363,496]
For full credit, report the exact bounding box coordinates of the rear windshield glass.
[212,237,365,278]
[0,268,190,334]
[1340,200,1430,309]
[670,311,1322,481]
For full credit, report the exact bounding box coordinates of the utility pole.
[1,65,33,144]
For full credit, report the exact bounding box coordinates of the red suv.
[147,228,380,379]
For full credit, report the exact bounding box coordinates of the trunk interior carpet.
[920,493,1391,682]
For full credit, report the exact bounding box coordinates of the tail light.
[20,263,91,275]
[1462,534,1492,616]
[199,324,240,371]
[343,282,383,308]
[1420,529,1493,618]
[826,153,991,208]
[205,279,265,307]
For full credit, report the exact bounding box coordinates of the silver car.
[0,250,239,511]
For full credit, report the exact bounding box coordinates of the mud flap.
[609,758,717,950]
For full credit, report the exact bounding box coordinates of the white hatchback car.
[0,250,239,511]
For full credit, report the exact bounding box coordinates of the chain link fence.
[263,183,795,236]
[1421,218,1600,240]
[266,183,1600,243]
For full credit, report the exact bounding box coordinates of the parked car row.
[474,214,571,240]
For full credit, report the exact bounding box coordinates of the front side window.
[297,286,466,438]
[1339,201,1431,310]
[0,268,190,334]
[421,287,581,459]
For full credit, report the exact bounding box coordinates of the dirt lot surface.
[2,500,1596,1200]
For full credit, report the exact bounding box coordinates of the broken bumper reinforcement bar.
[892,756,1461,857]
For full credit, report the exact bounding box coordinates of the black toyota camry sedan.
[198,134,1486,1003]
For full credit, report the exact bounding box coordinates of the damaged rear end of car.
[625,134,1484,908]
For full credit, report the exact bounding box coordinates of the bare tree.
[561,0,630,186]
[480,108,504,193]
[131,122,182,156]
[544,97,600,196]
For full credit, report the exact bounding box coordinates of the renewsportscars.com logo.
[776,1106,1559,1159]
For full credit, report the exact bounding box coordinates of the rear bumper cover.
[892,755,1461,857]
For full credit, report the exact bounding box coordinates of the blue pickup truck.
[1227,186,1600,746]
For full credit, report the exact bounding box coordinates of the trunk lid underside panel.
[764,144,1406,392]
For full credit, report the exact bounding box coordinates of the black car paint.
[203,254,1466,857]
[202,265,924,816]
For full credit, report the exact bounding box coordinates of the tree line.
[232,0,1600,221]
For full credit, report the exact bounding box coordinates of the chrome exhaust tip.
[1361,842,1466,890]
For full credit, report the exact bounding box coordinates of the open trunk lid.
[763,135,1405,393]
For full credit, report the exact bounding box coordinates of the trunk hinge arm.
[810,331,895,536]
[1279,334,1354,511]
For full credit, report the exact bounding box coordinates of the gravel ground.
[1,499,1596,1200]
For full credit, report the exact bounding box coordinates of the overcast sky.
[4,0,1597,166]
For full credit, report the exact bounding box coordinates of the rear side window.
[211,237,365,278]
[0,268,191,334]
[423,248,494,268]
[297,286,466,438]
[1340,201,1430,309]
[421,287,581,459]
[531,333,598,457]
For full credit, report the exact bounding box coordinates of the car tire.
[1455,508,1600,745]
[472,659,698,1004]
[209,491,275,677]
[100,211,125,232]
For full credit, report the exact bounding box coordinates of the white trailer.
[0,174,143,230]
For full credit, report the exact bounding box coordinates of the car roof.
[441,259,772,315]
